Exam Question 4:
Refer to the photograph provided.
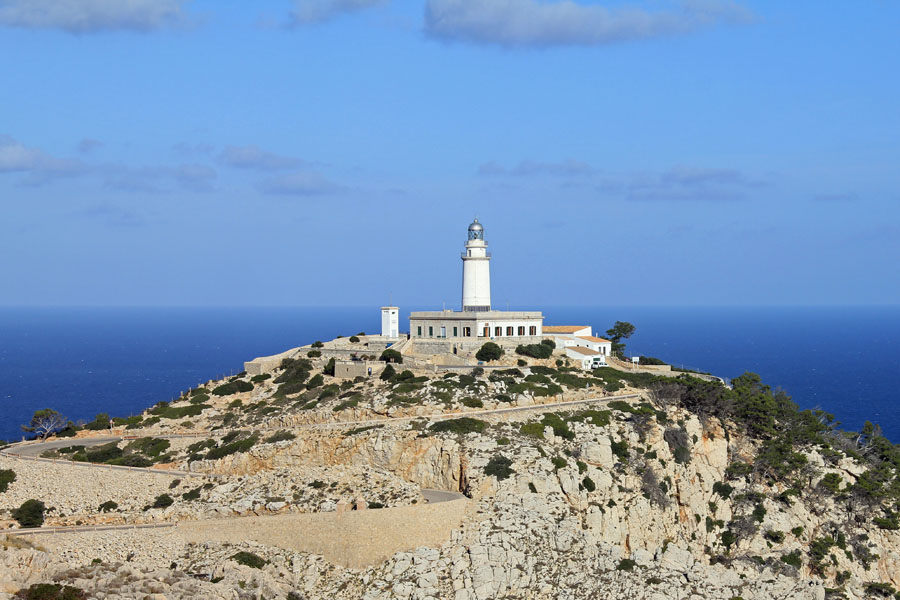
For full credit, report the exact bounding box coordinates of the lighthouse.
[461,218,492,312]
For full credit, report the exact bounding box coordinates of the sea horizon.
[2,305,898,444]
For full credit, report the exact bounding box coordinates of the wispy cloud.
[424,0,752,48]
[257,171,343,196]
[478,158,596,177]
[626,165,762,202]
[77,138,103,154]
[0,134,216,192]
[218,145,306,171]
[0,0,192,33]
[290,0,386,25]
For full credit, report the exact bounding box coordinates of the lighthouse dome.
[467,218,484,240]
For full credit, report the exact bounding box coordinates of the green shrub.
[151,403,210,419]
[151,494,173,509]
[250,374,271,384]
[569,409,611,427]
[125,437,170,458]
[528,482,537,493]
[211,380,253,396]
[81,442,123,463]
[265,431,296,444]
[517,359,527,366]
[182,487,201,501]
[83,413,111,431]
[476,342,503,362]
[780,550,801,568]
[484,455,514,480]
[380,349,403,363]
[349,335,360,343]
[229,551,267,569]
[12,499,46,528]
[461,397,483,408]
[98,500,118,512]
[206,434,259,460]
[764,530,785,543]
[611,440,629,461]
[540,413,574,439]
[551,457,567,470]
[673,446,692,464]
[429,418,487,435]
[307,349,322,358]
[873,516,900,530]
[582,477,596,492]
[0,469,15,493]
[616,558,636,571]
[515,343,552,359]
[380,364,396,380]
[13,583,87,600]
[818,473,843,494]
[107,454,153,467]
[307,374,324,389]
[863,582,899,597]
[323,357,336,376]
[520,422,544,439]
[720,530,736,550]
[496,437,510,445]
[791,526,804,537]
[712,482,733,499]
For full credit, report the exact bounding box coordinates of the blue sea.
[1,306,898,443]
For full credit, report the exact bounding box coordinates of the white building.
[410,219,543,341]
[565,346,607,370]
[381,306,399,339]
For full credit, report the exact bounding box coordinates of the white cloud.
[424,0,752,47]
[0,0,190,33]
[0,135,44,172]
[218,145,306,171]
[290,0,386,25]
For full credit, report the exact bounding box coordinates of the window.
[518,326,525,336]
[463,327,471,337]
[529,326,536,335]
[428,326,433,337]
[453,327,458,337]
[483,326,489,337]
[440,326,446,338]
[417,326,422,336]
[495,326,502,337]
[506,326,513,336]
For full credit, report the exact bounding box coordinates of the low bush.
[349,335,360,343]
[712,482,733,499]
[98,500,118,512]
[461,397,483,408]
[107,455,152,467]
[517,359,527,366]
[13,583,87,600]
[484,455,514,480]
[515,343,552,359]
[311,341,324,348]
[125,437,170,458]
[12,499,46,528]
[151,494,173,509]
[520,422,544,439]
[205,434,259,460]
[307,350,322,358]
[863,582,899,597]
[610,439,629,461]
[265,431,296,444]
[475,342,503,362]
[616,558,636,571]
[428,418,487,435]
[182,487,201,501]
[250,374,271,384]
[818,473,843,494]
[780,550,802,568]
[307,374,324,389]
[764,530,785,543]
[229,551,267,569]
[211,380,253,396]
[83,413,111,431]
[0,469,15,493]
[551,457,567,470]
[582,476,596,492]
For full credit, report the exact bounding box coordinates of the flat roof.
[410,310,543,319]
[577,335,611,343]
[568,346,600,356]
[544,325,589,333]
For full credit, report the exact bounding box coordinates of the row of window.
[415,324,538,338]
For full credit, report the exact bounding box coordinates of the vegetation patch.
[13,499,46,528]
[205,434,259,460]
[211,380,254,396]
[13,583,87,600]
[484,455,514,480]
[229,551,268,569]
[428,418,487,435]
[0,469,15,493]
[265,430,296,444]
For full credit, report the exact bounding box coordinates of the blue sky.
[1,0,897,307]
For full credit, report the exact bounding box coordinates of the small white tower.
[461,218,491,312]
[381,306,399,338]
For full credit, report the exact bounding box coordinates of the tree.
[380,364,396,381]
[380,349,403,364]
[22,409,67,440]
[475,342,503,362]
[605,321,636,356]
[323,357,336,376]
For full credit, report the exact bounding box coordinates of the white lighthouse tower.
[461,218,492,312]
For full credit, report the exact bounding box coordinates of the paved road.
[11,436,122,457]
[421,488,465,503]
